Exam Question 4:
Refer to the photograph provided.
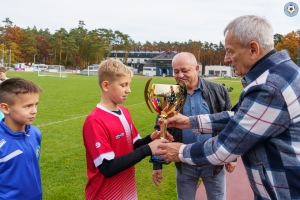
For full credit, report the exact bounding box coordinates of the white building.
[108,50,161,73]
[14,62,28,69]
[204,65,233,77]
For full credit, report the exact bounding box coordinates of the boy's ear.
[101,81,109,92]
[0,103,9,114]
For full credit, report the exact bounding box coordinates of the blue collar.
[0,121,31,138]
[241,50,291,88]
[195,77,203,92]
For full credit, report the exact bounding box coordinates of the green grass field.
[6,71,242,200]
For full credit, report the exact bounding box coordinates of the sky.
[2,0,300,45]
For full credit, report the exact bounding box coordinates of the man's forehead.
[173,65,195,72]
[225,32,235,41]
[224,34,240,46]
[173,64,188,69]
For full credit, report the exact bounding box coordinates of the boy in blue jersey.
[0,78,43,200]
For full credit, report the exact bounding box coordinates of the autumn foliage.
[0,17,299,68]
[275,30,300,63]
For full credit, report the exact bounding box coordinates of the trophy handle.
[144,78,154,113]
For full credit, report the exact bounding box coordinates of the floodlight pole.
[2,48,4,66]
[9,49,11,68]
[17,52,20,63]
[49,53,53,65]
[34,54,37,65]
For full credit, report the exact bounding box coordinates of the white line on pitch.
[126,102,145,107]
[36,116,86,128]
[36,102,146,128]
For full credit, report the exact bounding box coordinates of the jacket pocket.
[257,164,277,200]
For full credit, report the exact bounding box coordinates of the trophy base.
[149,155,170,164]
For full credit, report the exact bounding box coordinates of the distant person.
[156,15,300,199]
[162,85,177,113]
[82,59,170,200]
[0,110,4,121]
[0,67,8,121]
[0,66,9,83]
[152,52,236,200]
[0,78,43,199]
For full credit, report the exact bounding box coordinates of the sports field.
[7,71,242,200]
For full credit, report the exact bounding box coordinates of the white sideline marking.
[126,102,145,108]
[36,102,146,128]
[36,116,85,128]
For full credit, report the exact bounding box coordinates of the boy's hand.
[152,170,163,187]
[150,130,160,140]
[165,131,174,142]
[148,138,168,154]
[150,130,174,142]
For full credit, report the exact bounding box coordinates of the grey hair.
[223,15,274,50]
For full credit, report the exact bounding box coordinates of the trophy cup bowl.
[144,78,187,164]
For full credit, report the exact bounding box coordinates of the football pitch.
[7,71,242,200]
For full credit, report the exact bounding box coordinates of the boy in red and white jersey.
[82,59,166,200]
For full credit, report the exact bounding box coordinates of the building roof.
[109,51,161,59]
[150,50,177,60]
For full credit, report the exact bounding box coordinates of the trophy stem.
[150,114,170,165]
[160,118,167,139]
[160,113,167,139]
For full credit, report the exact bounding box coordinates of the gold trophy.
[144,78,187,164]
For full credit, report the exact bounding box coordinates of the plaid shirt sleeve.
[189,111,234,133]
[182,71,291,166]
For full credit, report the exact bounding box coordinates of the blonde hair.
[98,59,133,88]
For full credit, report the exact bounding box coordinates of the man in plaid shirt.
[155,15,300,199]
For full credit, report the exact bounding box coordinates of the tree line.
[0,17,299,69]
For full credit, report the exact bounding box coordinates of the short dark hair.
[0,78,43,105]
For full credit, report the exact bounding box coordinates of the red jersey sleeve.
[83,114,115,168]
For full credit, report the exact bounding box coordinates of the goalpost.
[87,65,99,76]
[80,65,99,76]
[38,65,67,77]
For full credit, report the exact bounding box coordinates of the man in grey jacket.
[156,15,300,199]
